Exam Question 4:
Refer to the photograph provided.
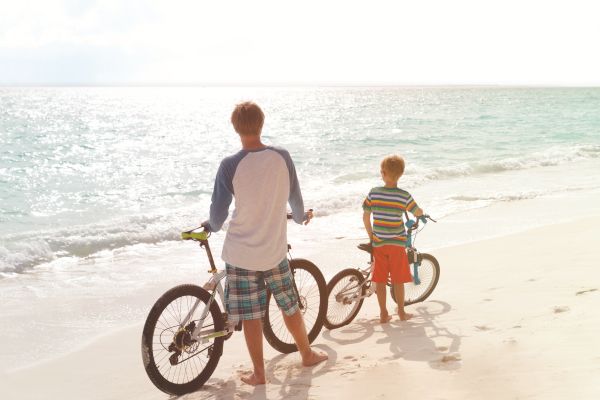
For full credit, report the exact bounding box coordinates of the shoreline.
[2,186,600,374]
[2,214,600,399]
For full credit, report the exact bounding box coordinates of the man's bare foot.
[240,372,266,386]
[302,349,328,367]
[398,311,413,321]
[380,313,392,323]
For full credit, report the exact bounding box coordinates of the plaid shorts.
[225,258,299,322]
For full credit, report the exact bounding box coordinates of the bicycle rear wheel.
[263,258,327,354]
[141,284,225,396]
[390,253,440,305]
[324,268,366,330]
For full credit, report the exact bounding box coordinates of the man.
[206,101,328,386]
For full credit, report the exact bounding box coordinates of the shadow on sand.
[322,300,463,370]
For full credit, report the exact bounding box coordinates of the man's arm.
[208,161,234,232]
[280,150,307,224]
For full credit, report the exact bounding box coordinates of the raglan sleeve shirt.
[207,147,306,271]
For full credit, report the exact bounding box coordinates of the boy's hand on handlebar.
[200,220,211,232]
[418,214,437,224]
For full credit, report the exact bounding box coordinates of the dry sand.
[2,217,599,400]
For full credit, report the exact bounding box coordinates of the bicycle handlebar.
[181,228,209,241]
[407,214,436,231]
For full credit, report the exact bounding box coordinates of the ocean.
[1,86,600,370]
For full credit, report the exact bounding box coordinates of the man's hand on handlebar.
[286,208,314,225]
[200,220,211,232]
[303,209,314,225]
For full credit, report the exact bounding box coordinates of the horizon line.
[2,83,600,88]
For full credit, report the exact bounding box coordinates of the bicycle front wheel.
[263,258,327,354]
[390,253,440,305]
[324,268,366,330]
[141,284,225,396]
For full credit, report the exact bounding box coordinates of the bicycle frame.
[178,230,233,342]
[335,215,430,304]
[179,230,303,343]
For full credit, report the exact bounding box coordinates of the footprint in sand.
[576,288,597,296]
[436,346,448,351]
[440,354,461,363]
[475,325,492,331]
[553,306,570,314]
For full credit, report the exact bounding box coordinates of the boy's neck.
[383,183,398,188]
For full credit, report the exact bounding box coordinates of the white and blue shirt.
[208,146,305,271]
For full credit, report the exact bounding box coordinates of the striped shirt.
[362,186,421,247]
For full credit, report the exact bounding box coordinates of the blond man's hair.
[381,155,405,181]
[231,101,265,136]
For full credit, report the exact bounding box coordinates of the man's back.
[209,146,304,270]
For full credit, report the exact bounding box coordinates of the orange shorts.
[372,245,412,284]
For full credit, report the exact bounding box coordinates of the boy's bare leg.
[282,310,328,366]
[393,283,413,321]
[241,319,266,385]
[375,282,392,323]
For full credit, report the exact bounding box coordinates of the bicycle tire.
[263,258,327,354]
[390,253,440,306]
[142,284,225,396]
[324,268,366,330]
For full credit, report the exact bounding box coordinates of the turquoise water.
[2,86,600,370]
[2,87,600,274]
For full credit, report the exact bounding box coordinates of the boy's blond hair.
[231,101,265,136]
[381,155,405,181]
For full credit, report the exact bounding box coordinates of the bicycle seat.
[357,243,372,254]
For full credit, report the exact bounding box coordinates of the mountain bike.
[141,224,327,395]
[324,214,440,329]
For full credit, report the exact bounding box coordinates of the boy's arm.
[363,211,373,241]
[406,193,424,218]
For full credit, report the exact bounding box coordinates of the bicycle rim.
[142,285,224,395]
[325,268,365,329]
[391,254,440,305]
[263,259,326,353]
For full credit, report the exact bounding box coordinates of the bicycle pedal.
[169,351,181,366]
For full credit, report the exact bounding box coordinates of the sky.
[1,0,599,86]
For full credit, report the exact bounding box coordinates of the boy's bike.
[324,214,440,329]
[141,225,327,395]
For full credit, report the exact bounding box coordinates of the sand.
[2,215,600,400]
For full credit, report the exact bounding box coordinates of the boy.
[362,155,424,323]
[206,101,327,386]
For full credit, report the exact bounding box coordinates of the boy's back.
[363,186,420,247]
